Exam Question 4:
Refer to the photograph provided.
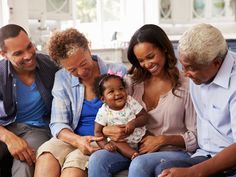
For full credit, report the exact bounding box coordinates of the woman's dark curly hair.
[93,74,126,99]
[47,28,89,64]
[127,24,180,96]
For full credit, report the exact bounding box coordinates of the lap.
[130,150,191,168]
[37,137,92,171]
[155,156,209,176]
[155,156,236,177]
[128,151,190,177]
[1,123,50,177]
[88,149,131,176]
[7,123,51,150]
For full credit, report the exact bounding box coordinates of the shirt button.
[13,84,16,87]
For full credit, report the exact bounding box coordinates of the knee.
[129,156,146,172]
[155,163,164,176]
[35,152,60,177]
[89,150,109,167]
[36,152,58,165]
[154,161,173,176]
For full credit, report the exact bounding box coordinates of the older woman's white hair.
[178,23,228,65]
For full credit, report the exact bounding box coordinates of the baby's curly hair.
[93,74,126,99]
[47,28,89,64]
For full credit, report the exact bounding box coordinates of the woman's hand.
[75,136,103,155]
[139,135,166,154]
[103,125,128,142]
[104,142,117,151]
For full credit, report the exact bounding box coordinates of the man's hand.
[103,125,127,142]
[75,136,103,155]
[158,167,198,177]
[139,135,166,154]
[5,132,35,166]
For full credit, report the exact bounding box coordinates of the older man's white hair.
[178,23,228,65]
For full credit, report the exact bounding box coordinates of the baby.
[93,73,148,160]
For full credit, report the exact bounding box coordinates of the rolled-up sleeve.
[49,71,74,137]
[50,94,73,137]
[181,89,198,152]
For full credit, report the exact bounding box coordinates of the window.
[65,0,125,48]
[159,0,234,23]
[76,0,96,23]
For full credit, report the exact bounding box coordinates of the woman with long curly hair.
[89,24,197,177]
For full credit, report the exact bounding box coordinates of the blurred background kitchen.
[0,0,236,64]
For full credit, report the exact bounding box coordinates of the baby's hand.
[131,152,139,160]
[125,121,135,135]
[104,142,117,151]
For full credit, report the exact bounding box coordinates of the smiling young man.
[156,23,236,177]
[0,24,58,177]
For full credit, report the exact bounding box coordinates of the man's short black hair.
[0,24,27,50]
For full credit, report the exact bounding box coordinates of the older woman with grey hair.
[157,23,236,177]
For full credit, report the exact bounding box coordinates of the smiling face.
[101,77,127,110]
[60,48,96,80]
[179,51,222,85]
[133,42,166,77]
[1,31,37,73]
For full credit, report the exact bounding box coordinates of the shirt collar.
[211,51,234,89]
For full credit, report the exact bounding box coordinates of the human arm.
[102,110,147,141]
[110,141,139,160]
[0,125,35,166]
[58,128,103,155]
[140,79,197,154]
[0,70,35,166]
[103,97,148,140]
[94,122,116,151]
[49,71,103,155]
[181,84,198,152]
[159,143,236,177]
[102,125,127,142]
[125,108,148,135]
[139,134,185,154]
[159,84,236,177]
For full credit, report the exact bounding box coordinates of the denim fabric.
[129,151,191,177]
[155,156,208,176]
[155,156,236,177]
[88,149,131,177]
